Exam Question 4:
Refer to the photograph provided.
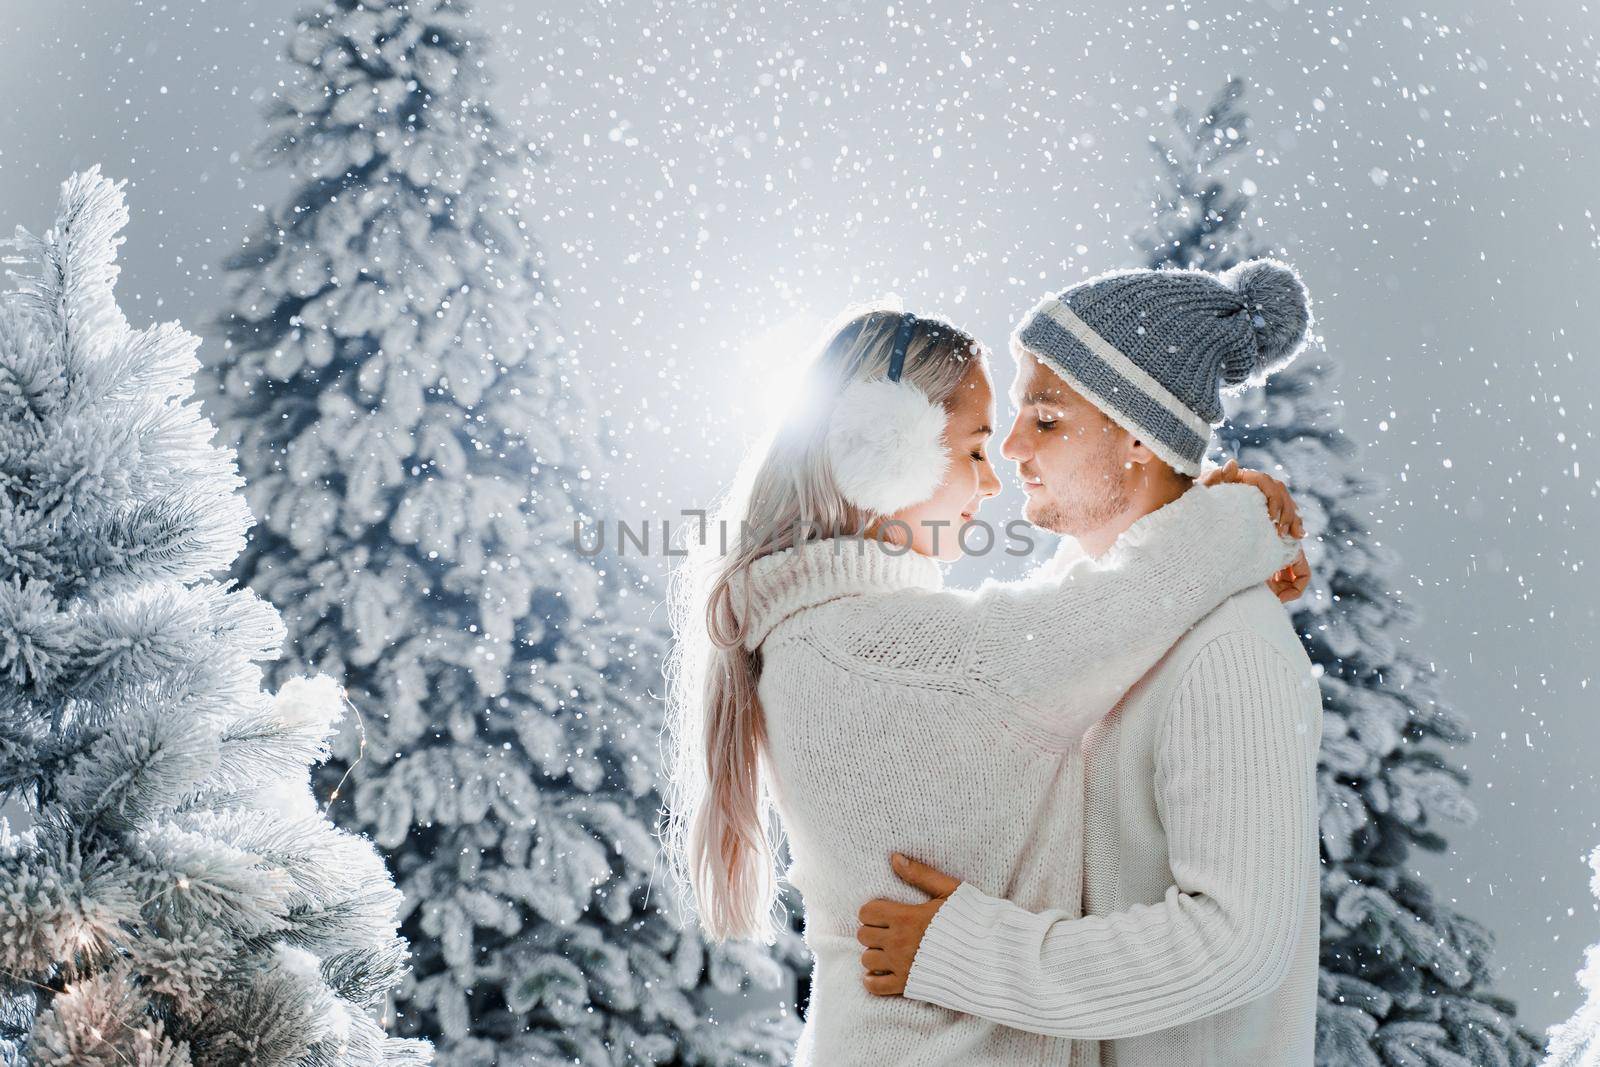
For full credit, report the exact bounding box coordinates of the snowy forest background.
[1,0,1596,1063]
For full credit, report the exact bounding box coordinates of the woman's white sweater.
[734,484,1298,1066]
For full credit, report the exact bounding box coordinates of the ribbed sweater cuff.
[904,881,1042,1017]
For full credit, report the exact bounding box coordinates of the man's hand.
[856,853,962,996]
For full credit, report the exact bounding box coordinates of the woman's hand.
[1269,547,1311,603]
[1202,458,1305,539]
[856,853,962,996]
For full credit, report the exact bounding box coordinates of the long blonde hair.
[663,307,983,942]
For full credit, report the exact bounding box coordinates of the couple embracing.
[665,260,1323,1066]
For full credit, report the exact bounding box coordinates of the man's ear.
[1126,436,1159,469]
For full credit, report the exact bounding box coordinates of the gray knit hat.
[1011,258,1313,476]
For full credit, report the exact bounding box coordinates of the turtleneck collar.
[733,537,945,651]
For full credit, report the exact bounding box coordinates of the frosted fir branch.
[126,400,250,497]
[211,712,332,797]
[0,830,140,980]
[317,939,414,1014]
[7,167,132,365]
[1546,952,1600,1066]
[182,811,400,925]
[302,1004,430,1067]
[28,962,190,1067]
[60,491,258,599]
[1540,847,1600,1066]
[0,576,73,693]
[21,677,274,811]
[128,916,231,1020]
[0,697,54,803]
[56,705,222,829]
[59,320,199,425]
[186,949,340,1066]
[0,301,68,427]
[125,824,294,941]
[64,583,285,709]
[208,673,350,800]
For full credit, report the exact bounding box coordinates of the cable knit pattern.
[736,484,1298,1067]
[902,586,1322,1066]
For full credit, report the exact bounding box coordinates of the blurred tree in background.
[206,1,796,1062]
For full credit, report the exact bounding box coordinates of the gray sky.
[2,0,1596,1037]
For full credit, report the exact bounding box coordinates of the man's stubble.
[1024,431,1133,538]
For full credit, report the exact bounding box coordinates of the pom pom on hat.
[1218,258,1313,389]
[826,378,950,515]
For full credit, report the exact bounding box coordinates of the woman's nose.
[980,460,1002,497]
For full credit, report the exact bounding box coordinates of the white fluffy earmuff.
[824,314,950,515]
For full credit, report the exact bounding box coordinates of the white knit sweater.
[733,484,1298,1066]
[902,584,1323,1066]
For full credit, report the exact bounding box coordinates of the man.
[856,260,1323,1065]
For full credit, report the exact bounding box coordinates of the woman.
[663,306,1302,1065]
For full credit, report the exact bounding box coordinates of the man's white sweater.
[734,485,1298,1066]
[903,581,1323,1066]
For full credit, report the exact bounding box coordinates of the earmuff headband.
[824,309,951,515]
[887,312,918,382]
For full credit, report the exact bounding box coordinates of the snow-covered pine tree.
[1140,78,1543,1066]
[205,1,796,1061]
[1543,847,1600,1065]
[0,168,428,1066]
